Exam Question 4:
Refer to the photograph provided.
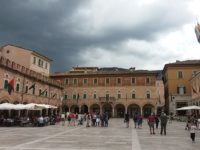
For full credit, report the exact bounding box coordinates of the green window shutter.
[4,80,9,89]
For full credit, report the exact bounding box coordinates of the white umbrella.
[176,105,200,110]
[0,103,15,110]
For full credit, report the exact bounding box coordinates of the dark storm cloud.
[0,0,195,72]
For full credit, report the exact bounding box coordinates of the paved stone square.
[0,119,199,150]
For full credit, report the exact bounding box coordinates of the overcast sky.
[0,0,200,72]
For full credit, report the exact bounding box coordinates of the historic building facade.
[190,71,200,106]
[163,60,200,115]
[51,67,164,117]
[0,45,64,115]
[0,44,52,76]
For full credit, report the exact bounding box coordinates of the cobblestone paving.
[0,119,199,150]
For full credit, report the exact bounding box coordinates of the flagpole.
[21,75,25,103]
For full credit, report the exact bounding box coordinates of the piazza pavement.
[0,119,199,150]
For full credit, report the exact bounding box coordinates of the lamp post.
[60,96,64,115]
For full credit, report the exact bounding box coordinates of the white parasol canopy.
[176,105,200,110]
[0,103,57,110]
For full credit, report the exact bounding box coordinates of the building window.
[178,71,183,79]
[106,91,109,101]
[65,78,68,85]
[25,85,28,93]
[94,93,97,99]
[177,86,186,95]
[32,87,35,95]
[146,77,150,84]
[39,89,42,95]
[45,62,48,69]
[131,77,136,84]
[146,91,150,99]
[73,79,77,85]
[4,80,9,89]
[83,79,88,85]
[93,78,98,85]
[33,57,36,64]
[83,92,87,99]
[64,94,68,100]
[117,78,121,84]
[38,59,43,67]
[73,94,76,99]
[117,91,121,99]
[16,83,20,92]
[106,78,110,85]
[132,91,136,99]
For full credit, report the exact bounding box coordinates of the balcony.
[99,97,116,103]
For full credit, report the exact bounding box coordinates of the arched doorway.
[0,100,9,104]
[70,105,79,113]
[81,105,88,114]
[143,104,154,118]
[62,105,69,113]
[114,104,125,118]
[102,103,112,117]
[127,104,141,117]
[90,104,100,113]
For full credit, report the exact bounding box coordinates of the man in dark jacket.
[160,113,168,135]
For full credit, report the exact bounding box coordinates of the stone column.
[112,107,115,118]
[140,107,143,116]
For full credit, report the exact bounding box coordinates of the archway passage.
[70,105,79,113]
[62,105,69,113]
[114,104,125,118]
[90,104,100,114]
[0,100,9,104]
[143,104,154,118]
[102,103,112,117]
[127,104,141,117]
[81,105,88,114]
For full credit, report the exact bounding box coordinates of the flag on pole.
[52,93,57,98]
[77,93,79,103]
[39,89,47,96]
[192,86,197,94]
[195,22,200,43]
[29,83,35,90]
[8,77,15,95]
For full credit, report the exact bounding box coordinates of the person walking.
[61,113,65,126]
[147,113,155,134]
[160,112,168,135]
[155,115,160,129]
[190,122,197,142]
[124,113,129,128]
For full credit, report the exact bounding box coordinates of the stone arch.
[102,103,113,117]
[127,103,141,117]
[70,105,79,113]
[0,99,9,104]
[142,103,155,118]
[81,104,88,114]
[90,103,100,113]
[13,101,20,104]
[114,103,125,118]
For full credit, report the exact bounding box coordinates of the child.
[190,123,197,142]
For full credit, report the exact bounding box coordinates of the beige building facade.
[163,60,200,115]
[190,71,200,106]
[51,67,164,117]
[0,46,63,116]
[0,44,52,76]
